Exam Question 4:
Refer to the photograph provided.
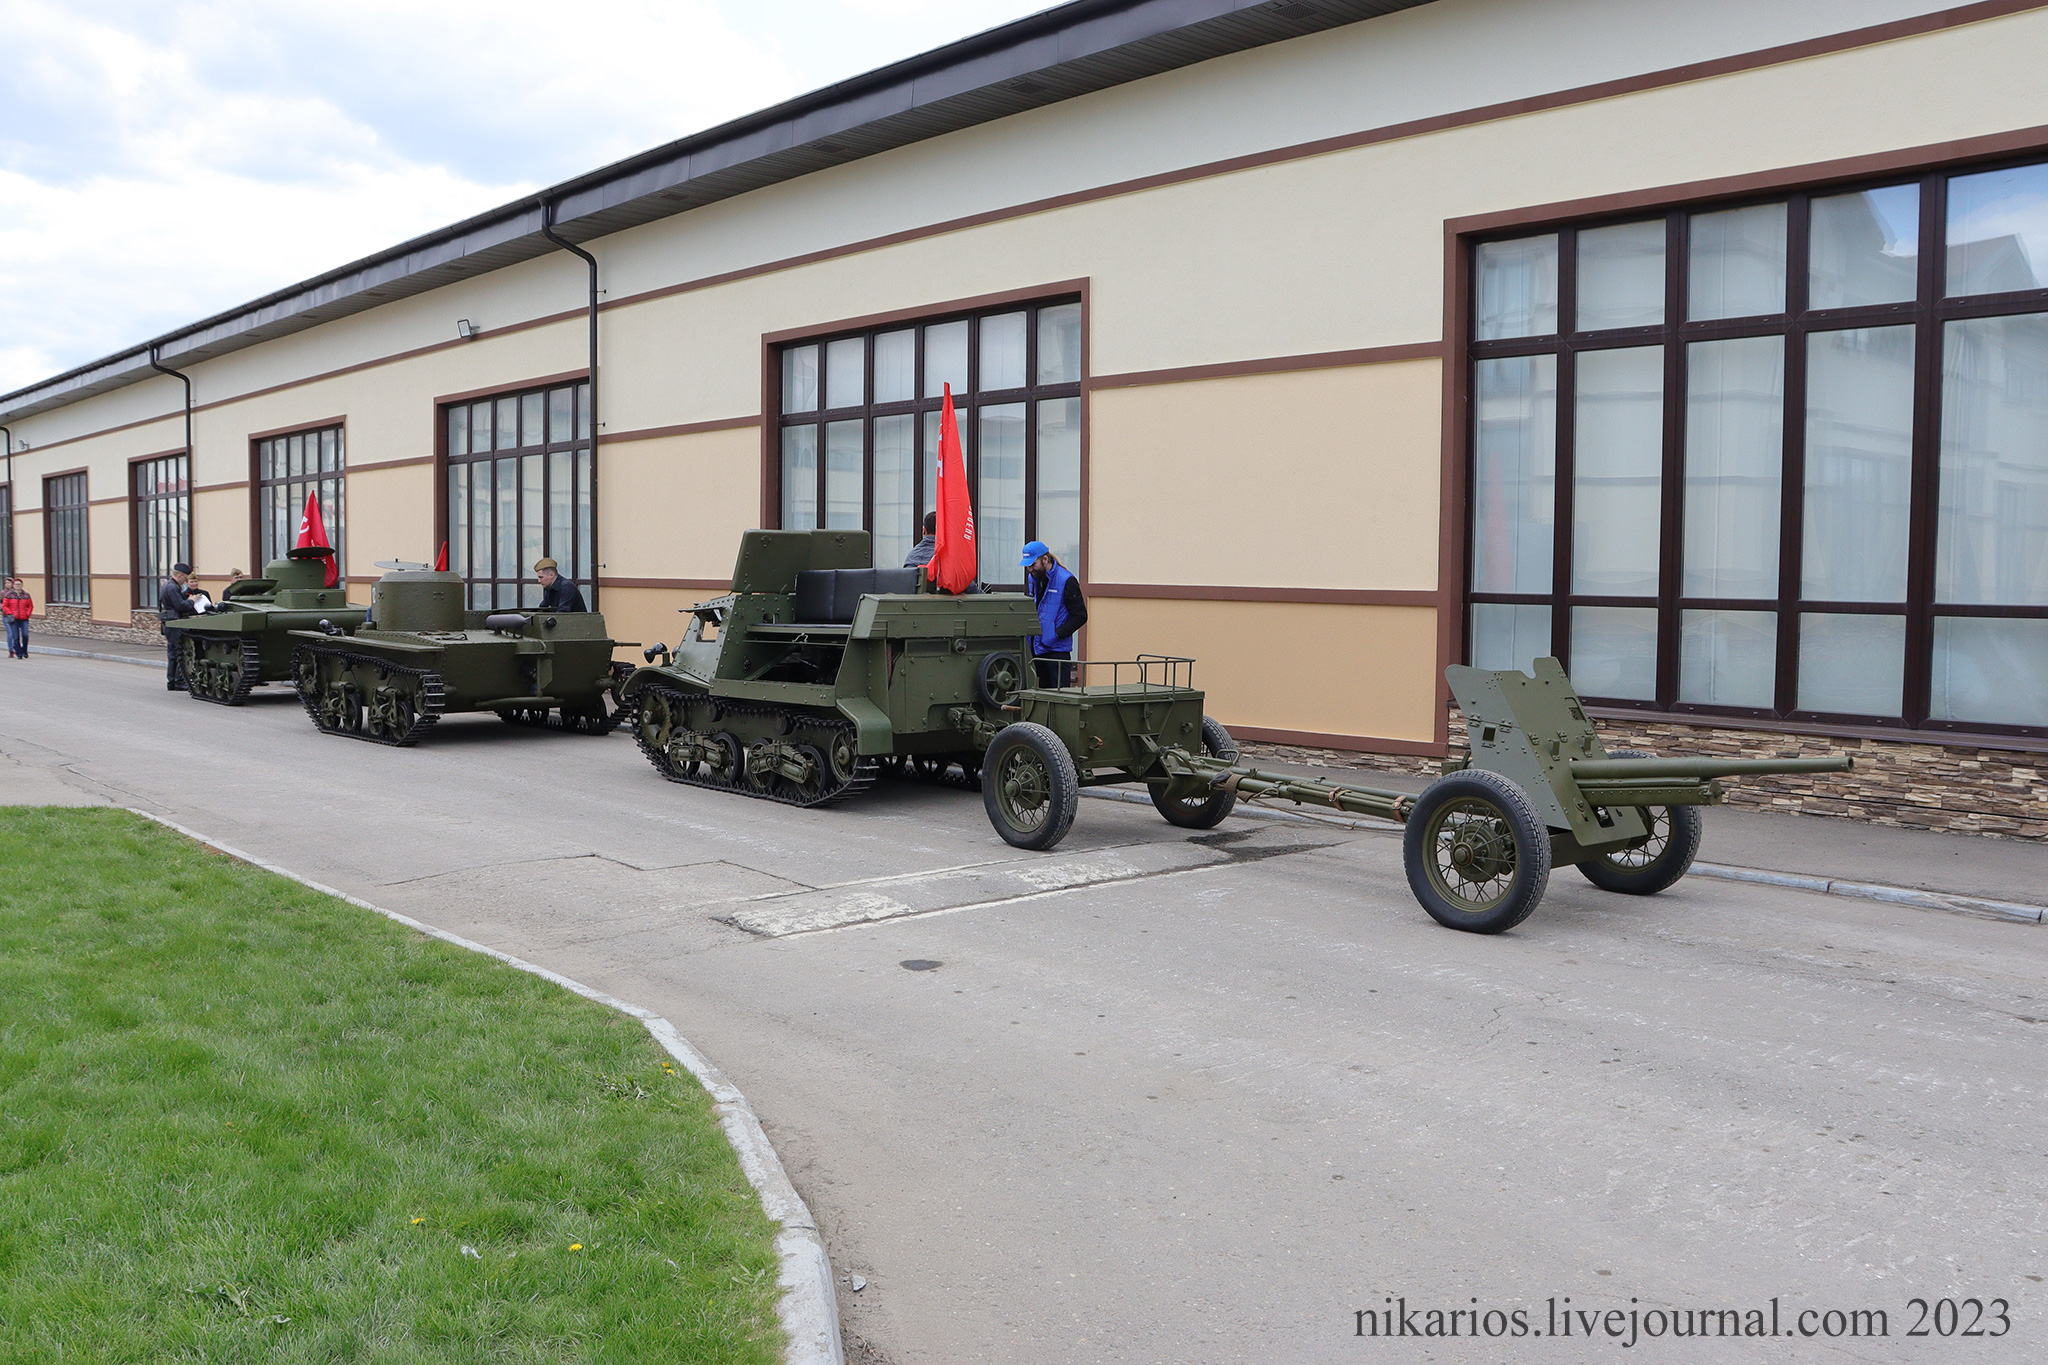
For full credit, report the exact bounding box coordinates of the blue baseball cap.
[1019,540,1050,567]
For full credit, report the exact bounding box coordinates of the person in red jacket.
[2,577,31,659]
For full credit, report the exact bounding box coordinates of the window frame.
[434,374,596,612]
[763,284,1089,588]
[250,421,347,580]
[43,470,89,607]
[131,451,191,609]
[1463,152,2048,743]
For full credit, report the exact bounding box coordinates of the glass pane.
[1037,303,1082,385]
[577,383,591,441]
[549,388,573,444]
[1577,220,1665,330]
[449,464,469,577]
[781,426,818,530]
[549,451,572,580]
[1797,613,1904,715]
[521,581,541,609]
[782,344,819,412]
[1570,605,1658,700]
[980,312,1027,391]
[470,403,491,455]
[522,453,544,578]
[1946,161,2048,297]
[1809,184,1919,309]
[574,450,593,586]
[1470,603,1550,675]
[922,409,942,518]
[924,319,969,398]
[1036,397,1082,569]
[872,416,915,569]
[1930,617,2048,726]
[447,409,467,458]
[468,583,488,610]
[1474,234,1559,340]
[1679,609,1775,708]
[1688,202,1787,320]
[826,337,865,410]
[874,329,915,404]
[825,420,863,530]
[522,392,544,446]
[1937,314,2048,605]
[978,402,1026,584]
[1684,336,1784,598]
[288,434,305,478]
[470,467,491,588]
[1803,325,1915,601]
[496,397,517,451]
[1470,354,1557,594]
[1571,345,1663,596]
[496,458,518,583]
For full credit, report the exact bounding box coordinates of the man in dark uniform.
[1022,540,1086,687]
[158,562,201,689]
[535,557,586,612]
[903,511,938,568]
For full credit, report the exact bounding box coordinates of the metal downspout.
[539,199,599,610]
[147,346,195,593]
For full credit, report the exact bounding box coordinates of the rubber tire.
[1576,751,1704,895]
[1149,716,1240,829]
[982,722,1080,851]
[976,651,1025,708]
[1402,769,1552,934]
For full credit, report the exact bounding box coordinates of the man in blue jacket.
[1021,540,1086,686]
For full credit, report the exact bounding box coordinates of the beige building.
[4,0,2046,833]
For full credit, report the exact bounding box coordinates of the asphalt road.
[4,654,2045,1363]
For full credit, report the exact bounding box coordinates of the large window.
[132,454,190,607]
[776,298,1083,585]
[257,426,344,573]
[45,472,88,605]
[1468,157,2048,738]
[444,380,593,610]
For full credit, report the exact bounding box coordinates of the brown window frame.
[252,424,346,577]
[767,290,1086,588]
[1465,152,2048,743]
[437,377,595,612]
[131,452,191,608]
[44,471,89,606]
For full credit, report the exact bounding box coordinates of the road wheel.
[976,651,1024,708]
[1149,716,1239,830]
[703,732,743,785]
[983,723,1079,850]
[1577,752,1704,895]
[1403,769,1551,934]
[789,744,829,803]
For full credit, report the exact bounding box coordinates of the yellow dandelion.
[410,1217,425,1225]
[569,1243,583,1252]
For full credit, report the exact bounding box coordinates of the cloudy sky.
[0,0,1053,394]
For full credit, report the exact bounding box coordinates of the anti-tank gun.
[163,546,366,705]
[981,655,1852,933]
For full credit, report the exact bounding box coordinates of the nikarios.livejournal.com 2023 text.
[1353,1295,2010,1346]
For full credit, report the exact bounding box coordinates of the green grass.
[0,808,784,1364]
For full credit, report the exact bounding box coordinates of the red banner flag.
[434,541,448,572]
[295,491,339,588]
[926,384,976,594]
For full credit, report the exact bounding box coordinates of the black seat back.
[830,569,877,622]
[871,567,920,596]
[794,570,837,623]
[793,566,925,624]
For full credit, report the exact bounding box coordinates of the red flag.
[926,384,976,594]
[295,491,339,588]
[434,541,448,572]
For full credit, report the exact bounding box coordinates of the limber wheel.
[982,722,1079,851]
[1402,769,1551,934]
[1577,751,1704,895]
[1149,716,1240,830]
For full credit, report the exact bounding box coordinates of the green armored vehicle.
[165,547,366,705]
[289,562,632,746]
[624,529,1039,806]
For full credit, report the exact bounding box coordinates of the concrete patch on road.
[0,747,108,807]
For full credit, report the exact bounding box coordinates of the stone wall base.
[36,608,164,647]
[1240,716,2048,843]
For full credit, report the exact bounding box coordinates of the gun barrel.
[1570,755,1852,780]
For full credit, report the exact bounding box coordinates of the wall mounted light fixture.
[456,319,477,340]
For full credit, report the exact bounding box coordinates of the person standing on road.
[903,511,938,568]
[3,577,32,659]
[534,558,586,612]
[1021,540,1085,687]
[157,563,201,690]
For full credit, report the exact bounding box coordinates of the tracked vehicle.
[624,529,1039,807]
[289,563,631,746]
[163,547,365,705]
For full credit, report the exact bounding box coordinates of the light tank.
[163,547,366,705]
[623,529,1040,806]
[288,562,632,746]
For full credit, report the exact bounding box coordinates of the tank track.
[495,663,635,735]
[290,643,446,747]
[630,680,876,808]
[181,635,262,707]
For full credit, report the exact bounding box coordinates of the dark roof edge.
[1,0,1429,422]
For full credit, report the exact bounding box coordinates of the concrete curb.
[122,807,845,1365]
[1077,786,2046,925]
[27,642,161,668]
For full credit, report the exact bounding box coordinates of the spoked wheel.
[788,744,830,803]
[975,651,1024,708]
[318,684,355,733]
[1150,716,1240,830]
[742,739,779,795]
[1402,769,1551,934]
[367,688,417,742]
[826,731,859,788]
[292,650,320,700]
[982,723,1079,851]
[1577,752,1704,895]
[704,732,743,786]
